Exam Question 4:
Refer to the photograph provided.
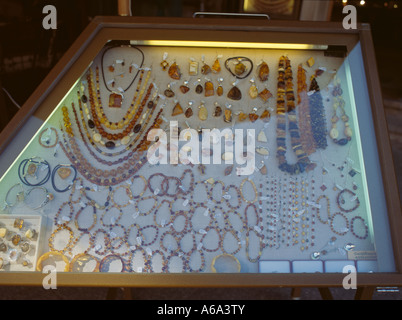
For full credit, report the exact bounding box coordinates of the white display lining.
[0,44,380,273]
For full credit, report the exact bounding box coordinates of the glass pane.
[0,38,394,275]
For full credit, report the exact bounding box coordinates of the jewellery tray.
[0,16,400,290]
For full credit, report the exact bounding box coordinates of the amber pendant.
[189,59,198,76]
[172,102,184,116]
[168,62,181,80]
[227,86,242,101]
[258,61,270,82]
[213,103,222,117]
[164,84,175,98]
[259,88,273,102]
[224,108,232,123]
[238,112,247,122]
[204,81,214,97]
[57,167,72,180]
[201,64,211,75]
[249,109,259,123]
[185,102,193,118]
[195,79,203,94]
[198,103,208,121]
[249,80,258,99]
[179,80,190,94]
[260,109,271,122]
[161,52,169,71]
[235,62,246,76]
[109,93,123,108]
[216,78,224,96]
[212,58,221,73]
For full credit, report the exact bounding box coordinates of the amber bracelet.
[211,253,241,273]
[36,251,70,272]
[69,253,100,272]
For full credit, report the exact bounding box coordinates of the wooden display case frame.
[0,16,401,294]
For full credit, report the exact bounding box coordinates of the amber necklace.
[100,45,144,109]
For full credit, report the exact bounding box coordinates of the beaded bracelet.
[153,199,173,228]
[178,169,195,196]
[99,254,127,273]
[89,229,110,256]
[108,223,128,251]
[336,188,360,213]
[38,127,59,148]
[111,184,134,208]
[209,180,225,204]
[125,223,144,248]
[129,175,148,198]
[169,211,191,235]
[223,184,242,210]
[129,247,148,273]
[245,227,263,263]
[135,195,158,216]
[100,204,123,228]
[315,195,331,224]
[48,225,75,254]
[147,249,166,273]
[138,224,159,247]
[221,229,241,255]
[74,205,97,232]
[329,212,349,236]
[69,253,100,272]
[200,226,222,253]
[350,216,369,240]
[54,201,75,226]
[163,251,187,273]
[160,230,181,253]
[186,249,206,273]
[239,178,258,204]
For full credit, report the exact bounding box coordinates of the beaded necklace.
[329,76,352,146]
[308,76,328,149]
[297,64,316,155]
[275,56,316,175]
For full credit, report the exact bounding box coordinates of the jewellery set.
[0,46,371,273]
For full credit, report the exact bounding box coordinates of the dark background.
[0,0,401,300]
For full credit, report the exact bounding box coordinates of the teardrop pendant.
[227,86,242,101]
[198,102,208,121]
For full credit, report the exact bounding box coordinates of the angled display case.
[0,16,401,291]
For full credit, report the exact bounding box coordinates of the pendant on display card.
[249,79,258,99]
[189,58,198,76]
[257,61,270,82]
[216,78,224,96]
[172,101,184,116]
[168,62,181,80]
[179,80,190,94]
[213,102,222,117]
[224,105,232,123]
[227,84,242,101]
[198,102,208,121]
[204,80,214,97]
[109,92,123,108]
[201,55,211,75]
[212,57,221,74]
[185,101,194,118]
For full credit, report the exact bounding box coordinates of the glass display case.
[0,16,401,288]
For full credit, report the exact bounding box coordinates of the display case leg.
[318,287,333,300]
[106,287,118,300]
[291,287,302,300]
[106,287,132,300]
[354,287,374,300]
